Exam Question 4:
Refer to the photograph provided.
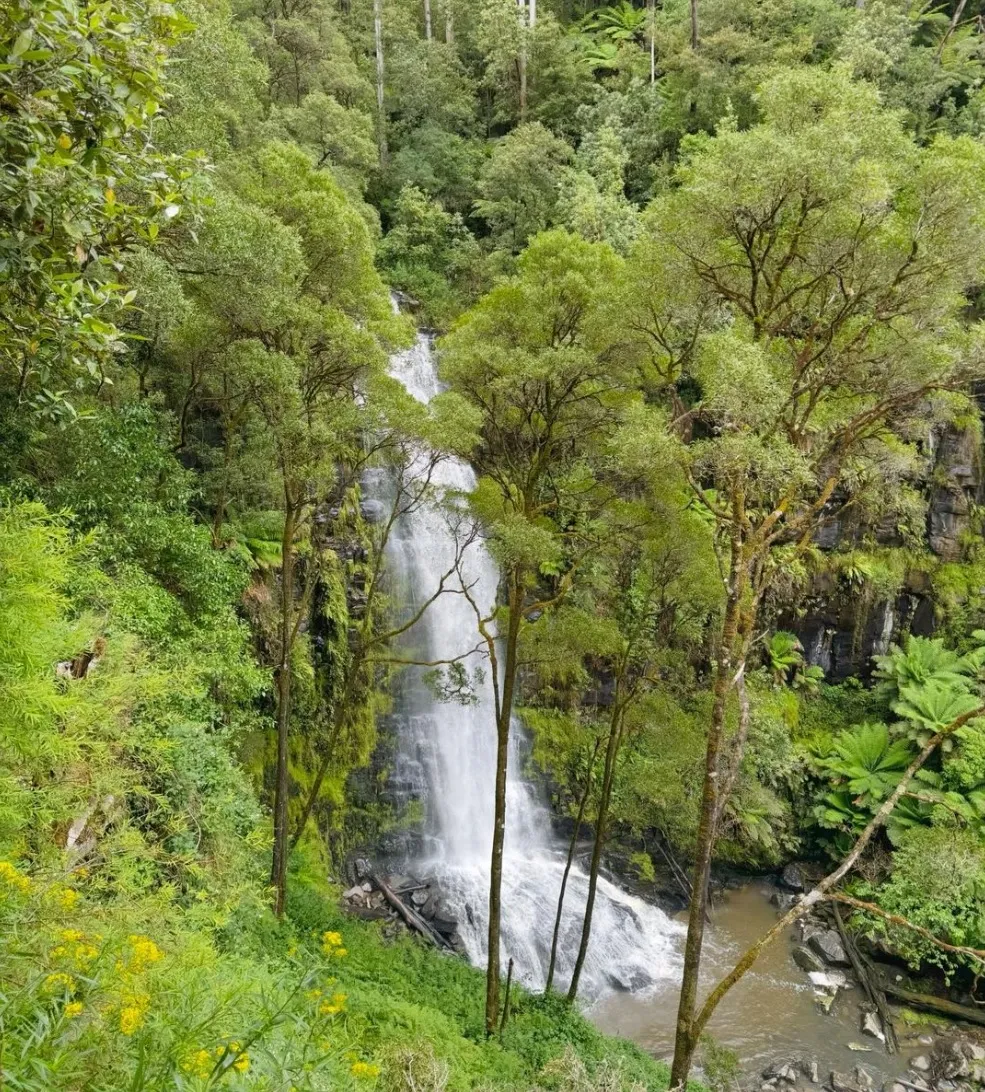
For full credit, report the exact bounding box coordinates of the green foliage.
[0,0,193,418]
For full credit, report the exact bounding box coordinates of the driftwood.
[877,980,985,1028]
[371,872,450,950]
[832,902,898,1053]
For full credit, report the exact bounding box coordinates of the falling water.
[378,329,683,1000]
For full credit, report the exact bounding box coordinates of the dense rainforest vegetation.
[5,0,985,1087]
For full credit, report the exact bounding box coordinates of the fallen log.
[878,981,985,1028]
[832,902,898,1053]
[371,872,450,950]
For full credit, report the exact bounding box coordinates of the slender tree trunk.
[689,0,698,49]
[374,0,388,165]
[517,0,528,120]
[529,0,536,27]
[546,736,601,993]
[445,0,454,43]
[937,0,968,59]
[568,696,624,1001]
[648,0,656,83]
[423,0,432,39]
[670,556,743,1086]
[485,579,523,1036]
[270,500,297,917]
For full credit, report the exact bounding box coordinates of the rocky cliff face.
[792,406,985,679]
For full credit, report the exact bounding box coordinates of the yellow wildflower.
[350,1061,380,1080]
[55,887,79,911]
[305,987,323,1002]
[73,866,89,880]
[42,972,76,995]
[321,930,347,958]
[233,1054,250,1073]
[122,935,163,974]
[56,133,72,150]
[181,1048,214,1079]
[119,1005,145,1036]
[318,991,347,1017]
[59,929,85,943]
[0,860,31,894]
[64,1001,84,1019]
[50,945,68,959]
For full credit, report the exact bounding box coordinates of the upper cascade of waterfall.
[377,327,683,1000]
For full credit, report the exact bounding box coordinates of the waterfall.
[377,329,683,1000]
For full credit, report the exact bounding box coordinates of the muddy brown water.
[591,883,934,1085]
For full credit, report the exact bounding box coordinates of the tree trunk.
[485,580,523,1035]
[270,501,297,917]
[689,0,698,49]
[517,0,528,120]
[445,0,454,43]
[529,0,536,27]
[648,0,655,84]
[568,699,624,1001]
[670,571,742,1086]
[546,736,601,993]
[423,0,432,39]
[374,0,388,165]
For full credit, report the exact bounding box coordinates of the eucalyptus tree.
[439,228,632,1034]
[619,66,985,1084]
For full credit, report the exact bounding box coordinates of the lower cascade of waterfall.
[375,329,683,1001]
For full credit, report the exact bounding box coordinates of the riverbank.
[590,881,985,1092]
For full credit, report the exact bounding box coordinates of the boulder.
[410,888,428,908]
[830,1071,856,1092]
[781,864,807,892]
[799,1060,820,1084]
[853,1065,873,1089]
[808,970,851,992]
[808,929,850,967]
[763,1062,798,1083]
[860,1012,885,1043]
[792,945,826,973]
[772,890,800,912]
[911,1056,931,1073]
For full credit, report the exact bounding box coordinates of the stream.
[592,882,922,1083]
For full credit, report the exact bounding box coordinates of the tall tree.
[439,229,630,1035]
[619,67,985,1084]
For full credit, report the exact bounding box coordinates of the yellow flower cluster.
[46,885,80,911]
[50,928,100,970]
[64,1001,84,1019]
[350,1061,380,1080]
[317,991,347,1017]
[181,1044,250,1079]
[119,935,163,974]
[118,989,150,1035]
[321,931,347,959]
[42,972,77,995]
[0,860,31,894]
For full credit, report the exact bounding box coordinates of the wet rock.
[772,890,800,911]
[343,884,365,901]
[763,1062,798,1083]
[853,1065,874,1089]
[354,857,371,880]
[432,913,458,936]
[830,1071,856,1092]
[808,970,851,992]
[808,930,850,967]
[793,945,826,973]
[410,888,429,908]
[781,864,807,892]
[968,1044,985,1062]
[911,1056,931,1073]
[359,498,388,524]
[860,1012,885,1043]
[847,1043,872,1053]
[887,1083,908,1092]
[799,1060,820,1084]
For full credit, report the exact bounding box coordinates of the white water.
[380,331,684,999]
